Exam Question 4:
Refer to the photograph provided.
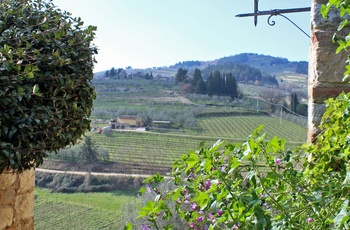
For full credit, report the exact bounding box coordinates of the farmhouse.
[152,120,171,128]
[116,115,144,127]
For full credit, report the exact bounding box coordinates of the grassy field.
[34,188,138,229]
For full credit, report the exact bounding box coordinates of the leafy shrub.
[126,92,350,229]
[0,0,96,172]
[35,172,143,193]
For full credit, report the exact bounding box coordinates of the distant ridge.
[170,53,308,75]
[94,53,308,77]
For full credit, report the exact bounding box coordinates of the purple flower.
[208,213,216,223]
[217,210,224,217]
[183,189,189,195]
[146,186,152,193]
[191,202,198,211]
[189,222,195,228]
[307,217,313,223]
[141,224,151,230]
[205,179,212,190]
[275,157,282,165]
[177,198,182,204]
[232,224,239,229]
[196,216,204,222]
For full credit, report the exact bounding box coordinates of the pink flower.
[217,210,224,217]
[191,202,198,211]
[205,179,212,190]
[189,222,195,228]
[232,224,239,229]
[141,224,150,230]
[208,213,216,223]
[177,198,182,204]
[196,216,204,222]
[275,157,282,165]
[307,217,313,223]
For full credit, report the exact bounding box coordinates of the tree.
[192,68,202,86]
[259,88,285,113]
[195,78,206,94]
[0,0,97,172]
[109,67,117,78]
[175,68,188,84]
[78,136,99,169]
[290,92,299,113]
[225,73,238,99]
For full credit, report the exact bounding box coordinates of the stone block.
[0,173,18,190]
[3,189,16,206]
[309,86,350,103]
[18,217,34,230]
[14,191,34,221]
[17,169,35,195]
[0,207,14,229]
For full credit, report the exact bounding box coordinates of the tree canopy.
[0,0,97,172]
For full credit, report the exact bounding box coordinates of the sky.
[53,0,311,73]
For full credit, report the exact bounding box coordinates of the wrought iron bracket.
[235,0,311,38]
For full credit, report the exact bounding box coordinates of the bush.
[127,92,350,229]
[0,0,96,172]
[35,171,143,193]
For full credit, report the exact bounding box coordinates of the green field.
[197,115,306,142]
[46,112,307,175]
[34,188,138,229]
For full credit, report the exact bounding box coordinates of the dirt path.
[36,168,153,178]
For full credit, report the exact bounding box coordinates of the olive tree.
[0,0,97,172]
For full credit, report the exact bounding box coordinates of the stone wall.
[0,169,34,230]
[308,0,350,142]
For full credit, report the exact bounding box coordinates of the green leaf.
[334,200,349,228]
[338,19,349,31]
[27,72,34,79]
[123,222,133,230]
[185,152,199,172]
[32,84,39,94]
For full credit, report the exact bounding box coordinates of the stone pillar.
[308,0,350,142]
[0,169,34,230]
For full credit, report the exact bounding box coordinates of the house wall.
[308,0,350,142]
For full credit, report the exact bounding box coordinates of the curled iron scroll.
[266,13,310,38]
[267,15,276,26]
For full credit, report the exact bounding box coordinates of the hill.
[94,53,307,82]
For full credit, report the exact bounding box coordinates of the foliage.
[79,136,99,168]
[175,68,188,84]
[35,171,143,192]
[127,91,350,229]
[259,88,286,113]
[0,0,96,172]
[126,1,350,224]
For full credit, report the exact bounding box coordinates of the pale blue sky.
[53,0,311,72]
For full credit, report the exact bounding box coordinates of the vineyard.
[197,115,306,142]
[90,131,217,174]
[34,188,137,229]
[45,113,307,175]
